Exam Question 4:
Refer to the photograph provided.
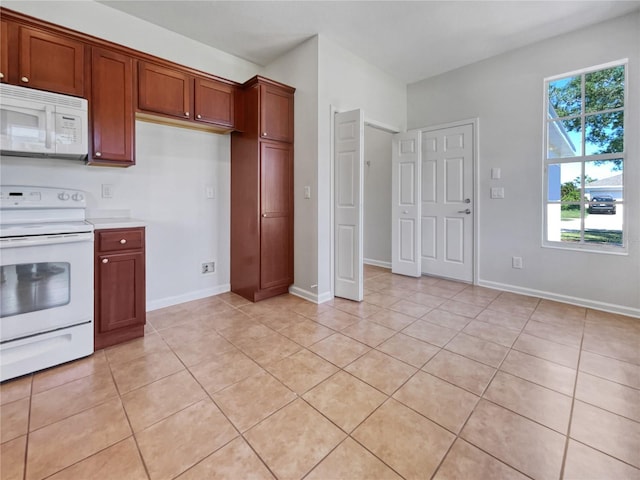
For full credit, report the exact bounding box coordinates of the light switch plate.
[491,168,501,179]
[491,187,505,199]
[304,186,311,199]
[101,184,113,199]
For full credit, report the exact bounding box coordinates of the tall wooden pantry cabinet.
[231,76,294,302]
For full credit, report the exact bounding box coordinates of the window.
[544,61,626,251]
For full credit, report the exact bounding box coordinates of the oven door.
[0,233,94,342]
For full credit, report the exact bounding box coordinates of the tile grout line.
[21,374,34,480]
[428,294,541,480]
[558,311,588,480]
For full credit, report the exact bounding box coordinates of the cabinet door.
[260,141,293,290]
[1,20,8,83]
[138,61,191,120]
[260,84,294,143]
[90,48,134,165]
[19,26,85,96]
[194,78,235,127]
[96,251,145,333]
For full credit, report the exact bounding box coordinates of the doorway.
[333,109,398,301]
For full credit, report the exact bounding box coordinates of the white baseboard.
[147,284,231,311]
[363,258,392,269]
[289,286,333,304]
[478,279,640,319]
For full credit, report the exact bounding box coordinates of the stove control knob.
[58,192,70,201]
[72,193,84,202]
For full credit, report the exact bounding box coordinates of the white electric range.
[0,185,95,382]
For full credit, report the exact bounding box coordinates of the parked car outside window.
[588,195,616,214]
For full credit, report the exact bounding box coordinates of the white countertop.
[87,218,147,230]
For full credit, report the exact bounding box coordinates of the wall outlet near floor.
[512,256,523,269]
[201,262,215,274]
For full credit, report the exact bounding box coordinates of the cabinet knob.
[102,258,109,264]
[196,114,202,119]
[95,152,102,157]
[120,239,127,244]
[184,111,190,117]
[262,132,267,137]
[21,76,29,83]
[0,73,4,79]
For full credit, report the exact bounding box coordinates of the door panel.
[421,124,474,281]
[392,130,421,277]
[260,141,293,290]
[334,109,363,301]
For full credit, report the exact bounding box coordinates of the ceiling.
[100,1,640,84]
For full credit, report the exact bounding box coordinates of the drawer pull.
[102,258,109,264]
[120,239,127,244]
[21,76,29,83]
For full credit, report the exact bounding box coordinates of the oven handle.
[0,232,94,248]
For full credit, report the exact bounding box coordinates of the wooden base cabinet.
[231,76,294,302]
[94,227,146,349]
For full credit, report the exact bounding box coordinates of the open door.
[392,130,422,277]
[334,109,364,301]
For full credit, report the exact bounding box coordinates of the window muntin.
[544,61,626,251]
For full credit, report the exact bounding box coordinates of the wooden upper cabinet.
[137,61,191,120]
[260,83,294,143]
[90,47,134,166]
[194,78,235,127]
[18,26,85,96]
[1,20,8,83]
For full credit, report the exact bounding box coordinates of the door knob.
[464,198,471,204]
[458,209,471,214]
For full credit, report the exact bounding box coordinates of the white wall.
[1,122,231,309]
[317,36,407,301]
[1,1,264,310]
[265,35,406,303]
[364,125,393,266]
[264,37,320,302]
[407,12,640,316]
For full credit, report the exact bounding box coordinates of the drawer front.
[97,228,144,252]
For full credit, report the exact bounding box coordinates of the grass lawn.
[561,229,622,245]
[561,209,586,220]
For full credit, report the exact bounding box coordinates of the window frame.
[542,59,628,254]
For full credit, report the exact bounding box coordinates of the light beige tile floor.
[1,265,639,480]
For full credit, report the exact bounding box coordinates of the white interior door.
[421,124,474,282]
[392,131,422,277]
[334,109,364,301]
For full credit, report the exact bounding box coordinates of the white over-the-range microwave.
[0,84,88,160]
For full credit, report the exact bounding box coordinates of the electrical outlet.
[201,262,215,274]
[512,256,523,269]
